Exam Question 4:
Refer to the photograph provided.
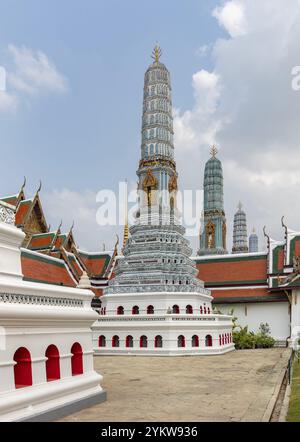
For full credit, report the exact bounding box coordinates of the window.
[13,347,33,389]
[207,307,211,314]
[147,305,154,314]
[117,306,124,315]
[192,335,199,347]
[99,335,106,347]
[71,342,83,376]
[172,305,180,314]
[132,306,139,315]
[155,335,163,348]
[178,335,185,348]
[126,335,133,348]
[204,306,207,314]
[112,335,120,348]
[45,345,60,382]
[219,335,222,346]
[200,306,203,314]
[205,335,213,347]
[140,335,148,348]
[186,305,193,314]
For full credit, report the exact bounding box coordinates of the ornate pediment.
[142,169,157,190]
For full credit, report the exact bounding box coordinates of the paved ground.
[60,348,290,422]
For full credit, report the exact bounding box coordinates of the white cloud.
[42,188,122,252]
[213,0,247,38]
[0,44,67,113]
[7,45,67,95]
[0,90,18,113]
[174,0,300,251]
[174,70,223,152]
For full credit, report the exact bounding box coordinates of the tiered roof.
[0,183,118,297]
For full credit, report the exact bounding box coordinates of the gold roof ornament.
[210,145,218,158]
[151,44,162,64]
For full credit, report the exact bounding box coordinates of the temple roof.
[77,250,114,279]
[21,248,77,287]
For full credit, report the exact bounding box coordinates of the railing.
[96,314,232,323]
[104,284,210,295]
[0,292,83,308]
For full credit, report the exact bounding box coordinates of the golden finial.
[210,144,218,158]
[151,45,162,63]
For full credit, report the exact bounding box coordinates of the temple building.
[0,199,105,421]
[249,228,258,253]
[232,202,248,254]
[198,147,227,256]
[92,47,234,355]
[2,49,300,351]
[0,180,118,304]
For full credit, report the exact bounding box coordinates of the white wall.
[217,301,290,342]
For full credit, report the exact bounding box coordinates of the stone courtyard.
[60,348,290,422]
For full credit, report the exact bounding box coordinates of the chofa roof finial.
[151,44,162,63]
[20,176,26,192]
[210,145,218,158]
[37,179,42,194]
[263,226,270,249]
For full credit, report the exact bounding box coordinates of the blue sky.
[0,0,221,192]
[1,1,300,252]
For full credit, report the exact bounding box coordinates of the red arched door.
[117,306,124,315]
[155,335,163,348]
[71,342,83,375]
[192,335,199,347]
[126,335,133,348]
[45,345,60,381]
[140,335,147,348]
[13,347,33,389]
[132,306,139,315]
[112,335,120,347]
[147,305,154,314]
[205,335,213,347]
[172,305,180,314]
[178,335,185,348]
[186,305,193,314]
[99,335,106,347]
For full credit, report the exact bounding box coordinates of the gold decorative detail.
[142,169,157,190]
[142,169,158,207]
[151,45,162,63]
[139,158,176,170]
[210,145,218,158]
[222,221,227,249]
[168,173,178,193]
[293,255,300,275]
[206,220,215,249]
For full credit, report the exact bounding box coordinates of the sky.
[1,0,300,253]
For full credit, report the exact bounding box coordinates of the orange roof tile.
[15,200,32,226]
[21,250,76,287]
